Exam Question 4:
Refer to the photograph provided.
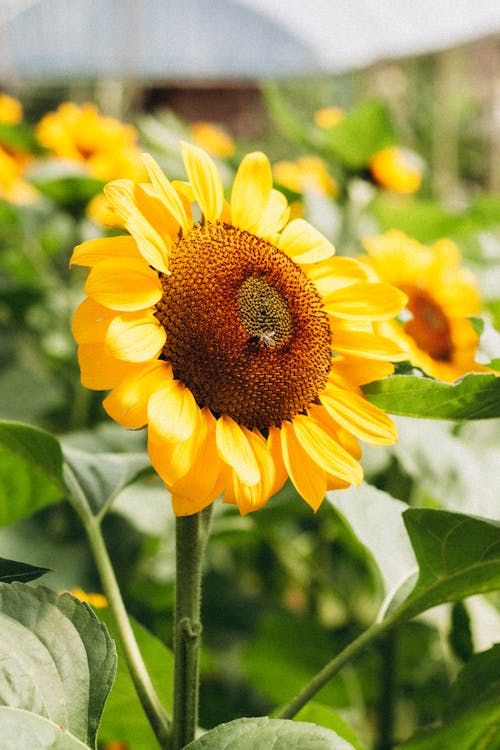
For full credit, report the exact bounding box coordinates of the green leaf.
[0,556,50,583]
[184,717,355,749]
[97,608,174,750]
[31,174,105,207]
[323,101,396,168]
[327,486,417,615]
[0,122,40,152]
[0,421,65,526]
[63,446,152,517]
[388,509,500,625]
[295,704,366,750]
[363,373,500,419]
[0,583,117,749]
[398,644,500,749]
[0,708,91,750]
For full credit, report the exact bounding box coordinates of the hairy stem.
[172,507,212,750]
[65,469,171,748]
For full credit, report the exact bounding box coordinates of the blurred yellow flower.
[361,229,491,381]
[36,102,146,182]
[369,146,423,194]
[189,120,235,158]
[86,192,124,229]
[273,156,338,197]
[66,587,108,608]
[0,147,37,204]
[71,143,407,516]
[0,92,23,125]
[314,106,344,129]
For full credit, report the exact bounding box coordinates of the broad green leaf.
[363,373,500,419]
[327,486,417,616]
[184,716,355,749]
[0,707,91,750]
[0,583,117,749]
[323,101,396,168]
[0,420,65,526]
[63,446,152,517]
[0,556,50,583]
[0,122,40,152]
[31,175,105,207]
[398,644,500,749]
[97,608,174,750]
[296,704,366,750]
[388,509,500,624]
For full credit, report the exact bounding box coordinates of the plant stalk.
[278,618,391,720]
[85,516,172,748]
[172,508,212,750]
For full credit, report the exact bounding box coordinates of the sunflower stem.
[277,618,391,720]
[65,471,171,749]
[172,507,212,750]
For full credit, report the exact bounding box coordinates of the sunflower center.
[401,285,453,361]
[154,221,332,430]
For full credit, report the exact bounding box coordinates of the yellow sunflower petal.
[306,257,369,297]
[77,343,133,390]
[149,405,208,484]
[71,298,116,344]
[292,414,363,486]
[279,218,335,263]
[148,379,202,443]
[70,235,140,267]
[142,153,190,234]
[104,180,170,273]
[84,257,162,311]
[103,360,172,428]
[180,140,223,222]
[105,311,166,362]
[331,355,395,386]
[280,420,327,511]
[228,428,276,514]
[231,151,273,232]
[333,329,409,361]
[321,388,398,445]
[215,414,261,487]
[255,189,290,237]
[267,426,289,497]
[323,282,407,320]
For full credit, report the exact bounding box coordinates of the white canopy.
[1,0,500,81]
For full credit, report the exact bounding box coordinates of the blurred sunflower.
[36,101,146,182]
[0,94,37,204]
[273,156,338,198]
[369,146,423,194]
[71,143,407,515]
[0,92,23,124]
[189,121,235,158]
[361,229,490,381]
[314,106,344,129]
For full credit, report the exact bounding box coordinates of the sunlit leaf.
[0,421,65,526]
[295,704,366,750]
[387,509,500,624]
[0,583,116,748]
[327,486,417,615]
[0,708,92,750]
[0,556,50,583]
[63,446,152,517]
[363,373,500,419]
[372,195,472,243]
[184,716,355,749]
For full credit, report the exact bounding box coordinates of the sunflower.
[361,229,490,381]
[369,146,423,194]
[273,156,338,198]
[71,143,408,516]
[189,121,235,158]
[36,102,146,182]
[0,92,23,125]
